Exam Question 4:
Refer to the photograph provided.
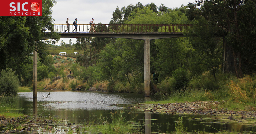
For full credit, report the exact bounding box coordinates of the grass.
[18,87,31,92]
[82,111,140,133]
[0,112,24,118]
[0,97,24,118]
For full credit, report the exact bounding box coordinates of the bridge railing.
[53,24,192,33]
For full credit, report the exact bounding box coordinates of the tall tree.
[0,0,58,81]
[188,0,256,77]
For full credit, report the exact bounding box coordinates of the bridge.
[47,24,191,39]
[44,24,191,96]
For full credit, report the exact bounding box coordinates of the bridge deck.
[44,24,190,39]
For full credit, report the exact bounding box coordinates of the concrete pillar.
[33,50,37,115]
[144,39,150,97]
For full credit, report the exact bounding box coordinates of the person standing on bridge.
[65,18,70,32]
[73,18,78,32]
[89,18,95,32]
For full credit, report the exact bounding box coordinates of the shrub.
[37,64,49,81]
[227,75,256,103]
[188,71,221,91]
[70,80,77,90]
[172,68,189,90]
[157,77,176,95]
[0,69,20,96]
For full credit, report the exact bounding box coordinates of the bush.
[157,77,176,95]
[172,68,189,90]
[188,72,228,91]
[37,64,49,81]
[0,69,20,96]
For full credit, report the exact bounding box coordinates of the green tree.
[0,0,58,83]
[0,69,19,96]
[188,0,256,77]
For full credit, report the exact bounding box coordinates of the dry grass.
[227,75,256,103]
[37,78,51,90]
[93,81,109,91]
[43,78,87,91]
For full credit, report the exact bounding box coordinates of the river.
[16,91,256,133]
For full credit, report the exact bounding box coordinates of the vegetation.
[0,69,19,96]
[13,1,256,107]
[0,97,24,118]
[1,0,256,133]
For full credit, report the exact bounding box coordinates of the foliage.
[153,38,193,82]
[157,77,176,95]
[0,0,58,85]
[188,71,224,91]
[227,75,256,103]
[188,17,223,78]
[172,68,190,90]
[188,0,256,77]
[0,69,19,96]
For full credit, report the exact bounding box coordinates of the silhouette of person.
[65,18,70,32]
[73,18,77,32]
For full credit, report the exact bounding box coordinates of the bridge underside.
[44,32,184,39]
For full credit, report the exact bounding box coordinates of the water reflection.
[19,91,144,110]
[17,92,256,133]
[145,110,151,134]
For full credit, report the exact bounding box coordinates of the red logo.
[0,0,42,16]
[31,2,40,12]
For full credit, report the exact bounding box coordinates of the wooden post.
[144,39,150,97]
[33,49,37,115]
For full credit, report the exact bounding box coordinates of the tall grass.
[82,111,140,133]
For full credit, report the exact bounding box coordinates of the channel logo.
[0,0,42,16]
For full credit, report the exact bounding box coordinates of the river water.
[17,91,256,133]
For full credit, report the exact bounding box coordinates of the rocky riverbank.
[132,101,256,125]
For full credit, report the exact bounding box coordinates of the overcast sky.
[50,0,194,45]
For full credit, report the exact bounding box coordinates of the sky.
[50,0,194,45]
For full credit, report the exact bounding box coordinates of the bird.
[42,92,51,98]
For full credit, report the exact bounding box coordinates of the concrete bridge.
[44,24,191,96]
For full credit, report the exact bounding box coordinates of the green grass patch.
[0,112,24,118]
[147,89,212,104]
[18,87,31,92]
[0,97,24,118]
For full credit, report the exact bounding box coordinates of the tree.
[188,0,256,77]
[0,0,58,83]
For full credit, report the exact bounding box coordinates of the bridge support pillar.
[144,38,150,97]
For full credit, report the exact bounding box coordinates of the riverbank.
[133,100,256,126]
